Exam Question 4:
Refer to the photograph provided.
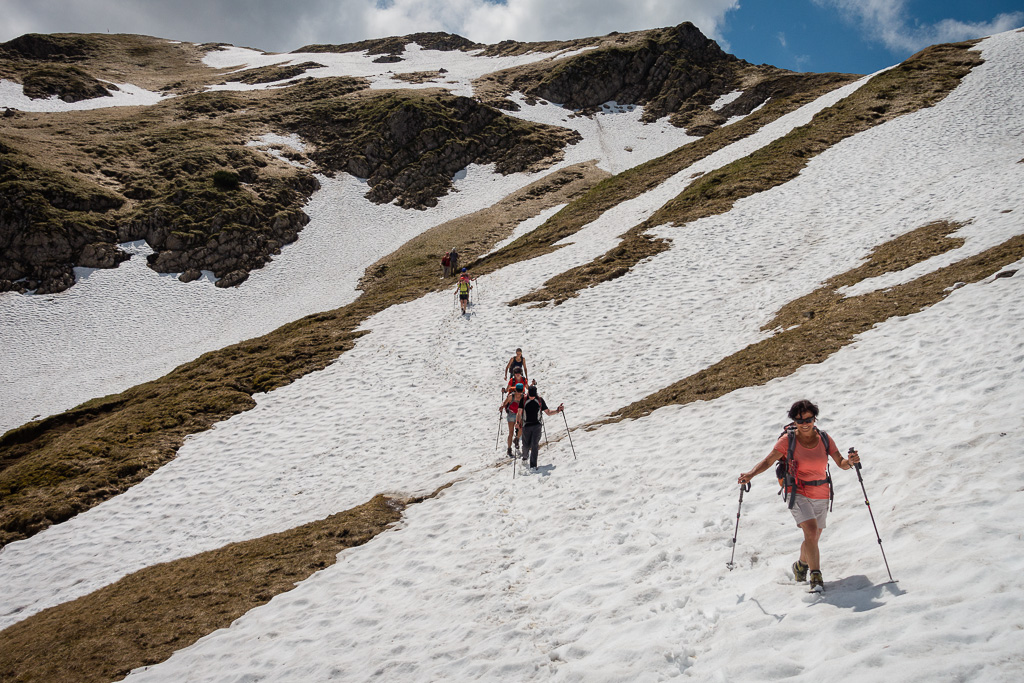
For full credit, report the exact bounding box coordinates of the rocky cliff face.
[287,91,580,209]
[531,23,736,118]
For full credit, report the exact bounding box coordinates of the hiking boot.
[808,570,824,592]
[792,560,809,582]
[507,446,513,457]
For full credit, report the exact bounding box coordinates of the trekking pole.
[495,413,502,451]
[561,410,577,459]
[851,448,895,583]
[726,482,751,570]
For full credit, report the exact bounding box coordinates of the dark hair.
[788,399,819,421]
[528,386,538,397]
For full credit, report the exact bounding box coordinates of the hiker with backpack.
[500,383,526,457]
[736,399,860,592]
[456,268,472,314]
[503,367,526,395]
[449,247,459,275]
[504,348,528,383]
[441,251,451,277]
[517,385,563,470]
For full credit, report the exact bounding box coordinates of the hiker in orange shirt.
[737,399,859,592]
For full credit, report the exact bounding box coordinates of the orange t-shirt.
[773,432,840,500]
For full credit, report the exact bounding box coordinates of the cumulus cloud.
[815,0,1024,54]
[0,0,739,53]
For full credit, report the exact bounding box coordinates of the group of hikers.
[498,348,563,471]
[490,356,871,590]
[441,247,460,278]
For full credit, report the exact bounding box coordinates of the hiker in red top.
[737,399,859,592]
[503,367,526,395]
[500,383,526,457]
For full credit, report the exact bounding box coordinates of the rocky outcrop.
[287,91,580,208]
[298,32,480,57]
[21,64,114,102]
[528,23,737,120]
[0,151,127,294]
[236,62,326,85]
[0,34,96,61]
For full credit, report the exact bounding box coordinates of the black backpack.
[774,424,835,510]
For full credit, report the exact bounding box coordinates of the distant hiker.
[517,385,563,470]
[737,399,860,592]
[449,247,459,275]
[504,348,528,383]
[500,383,526,456]
[503,367,526,395]
[441,251,451,277]
[457,268,472,314]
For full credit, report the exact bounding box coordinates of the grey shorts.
[790,495,829,529]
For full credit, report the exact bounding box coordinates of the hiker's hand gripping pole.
[851,447,895,583]
[727,482,751,570]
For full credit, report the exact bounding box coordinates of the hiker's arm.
[738,449,784,485]
[504,358,512,378]
[832,448,859,470]
[522,361,528,380]
[543,402,563,415]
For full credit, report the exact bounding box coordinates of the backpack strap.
[783,426,798,508]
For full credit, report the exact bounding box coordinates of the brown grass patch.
[602,222,1023,423]
[0,491,438,682]
[511,39,983,307]
[0,163,605,548]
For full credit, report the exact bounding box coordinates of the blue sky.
[1,1,1022,74]
[722,0,1024,73]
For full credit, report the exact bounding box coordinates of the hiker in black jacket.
[516,385,563,470]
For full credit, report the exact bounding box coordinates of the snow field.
[1,27,1023,683]
[0,79,168,111]
[126,256,1024,681]
[203,42,597,99]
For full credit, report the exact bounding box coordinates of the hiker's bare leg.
[799,520,823,570]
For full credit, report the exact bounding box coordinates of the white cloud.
[0,0,740,53]
[814,0,1024,54]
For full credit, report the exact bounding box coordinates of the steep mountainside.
[1,19,1023,683]
[0,24,852,294]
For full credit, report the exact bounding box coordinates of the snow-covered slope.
[2,28,1024,683]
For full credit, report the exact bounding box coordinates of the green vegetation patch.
[510,39,982,307]
[603,222,1024,424]
[0,493,412,683]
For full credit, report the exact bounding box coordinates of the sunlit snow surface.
[1,29,1024,683]
[0,79,167,111]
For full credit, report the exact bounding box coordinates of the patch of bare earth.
[600,222,1024,424]
[510,39,983,308]
[0,490,449,683]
